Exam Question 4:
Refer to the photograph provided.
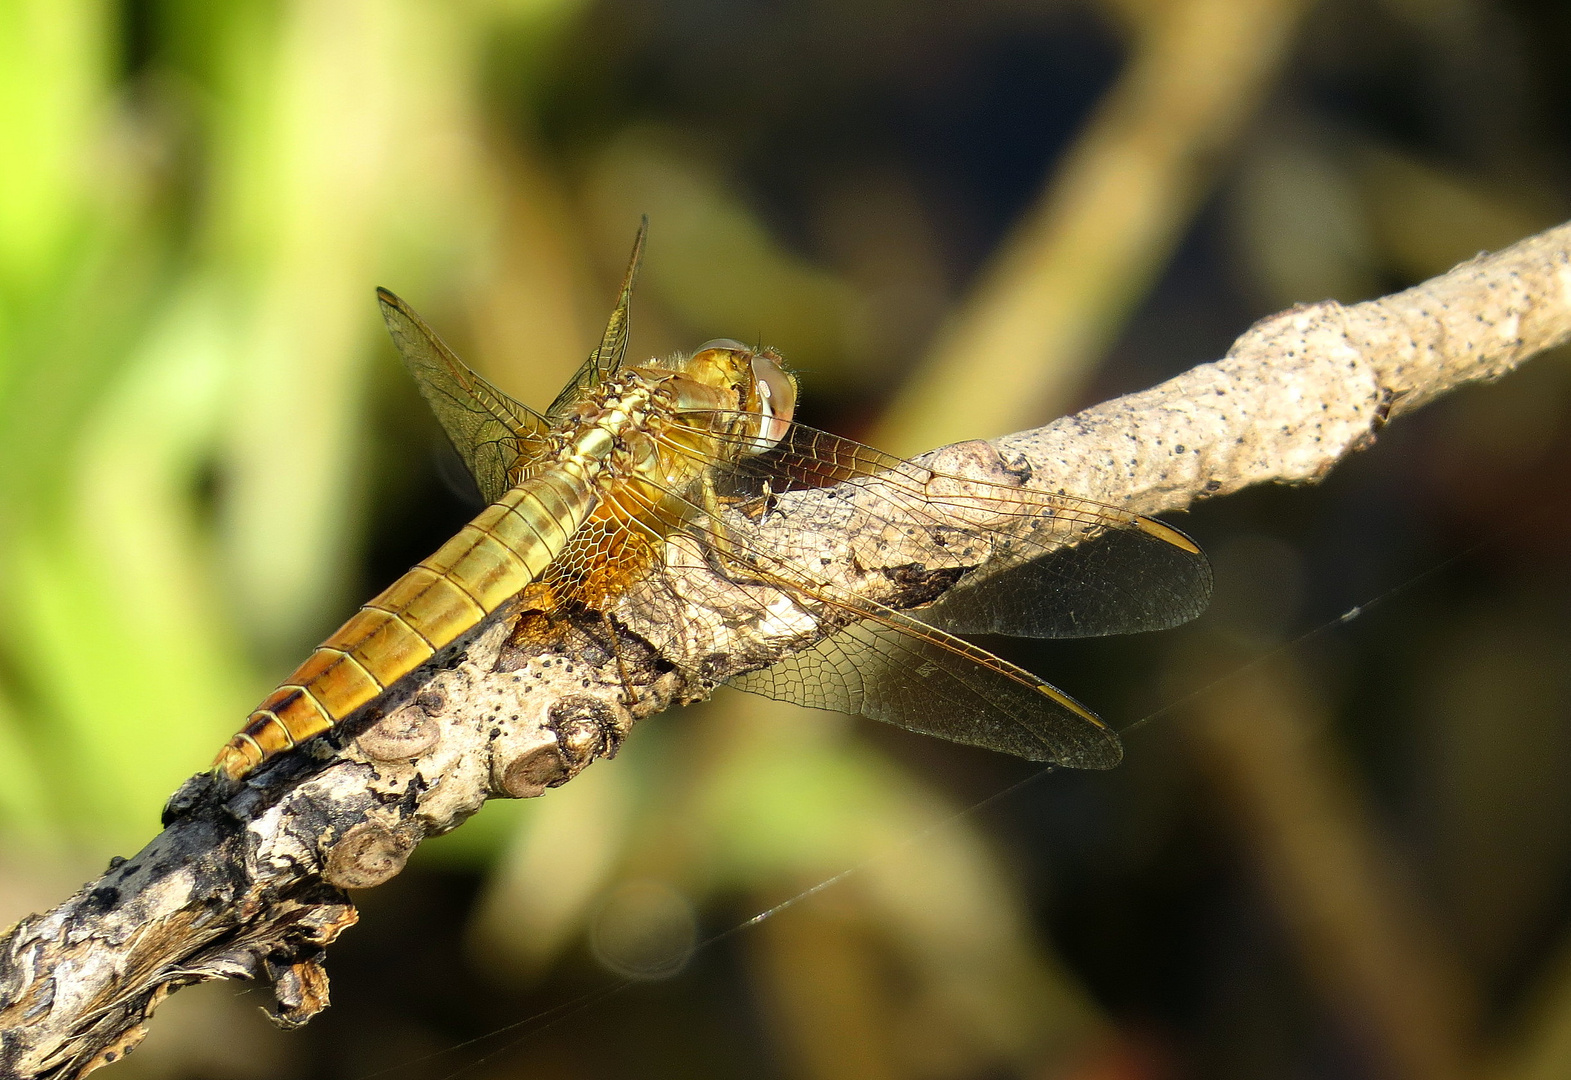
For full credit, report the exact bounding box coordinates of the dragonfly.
[213,221,1211,782]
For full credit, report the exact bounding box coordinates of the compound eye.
[749,352,797,452]
[695,338,749,354]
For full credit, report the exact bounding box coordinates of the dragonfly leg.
[598,609,638,709]
[698,471,756,576]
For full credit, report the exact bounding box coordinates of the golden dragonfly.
[214,223,1211,782]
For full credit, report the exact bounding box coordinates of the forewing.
[680,415,1212,639]
[378,288,549,505]
[547,217,649,419]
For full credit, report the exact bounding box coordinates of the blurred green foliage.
[8,0,1571,1078]
[0,0,583,847]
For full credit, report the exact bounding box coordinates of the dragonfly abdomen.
[214,473,597,780]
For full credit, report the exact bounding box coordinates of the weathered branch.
[2,221,1569,1079]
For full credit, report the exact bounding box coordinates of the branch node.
[321,822,417,890]
[496,742,569,798]
[548,695,625,767]
[355,704,441,763]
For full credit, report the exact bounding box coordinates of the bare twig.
[1184,658,1478,1080]
[2,222,1569,1078]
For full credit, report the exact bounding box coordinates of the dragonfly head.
[689,339,798,455]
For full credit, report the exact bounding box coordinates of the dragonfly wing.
[692,416,1211,639]
[730,608,1123,768]
[547,217,648,419]
[916,518,1211,637]
[600,447,1125,769]
[377,288,549,505]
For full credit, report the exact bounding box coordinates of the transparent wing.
[729,606,1122,767]
[914,521,1206,637]
[587,443,1128,769]
[546,217,648,419]
[675,414,1213,639]
[377,288,550,505]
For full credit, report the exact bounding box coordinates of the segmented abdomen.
[214,471,595,780]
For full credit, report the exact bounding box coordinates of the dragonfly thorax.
[550,376,659,468]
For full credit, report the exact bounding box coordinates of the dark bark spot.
[84,886,120,913]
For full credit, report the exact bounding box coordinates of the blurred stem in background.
[211,0,419,660]
[1178,650,1477,1080]
[872,0,1312,455]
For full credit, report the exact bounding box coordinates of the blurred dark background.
[3,0,1571,1077]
